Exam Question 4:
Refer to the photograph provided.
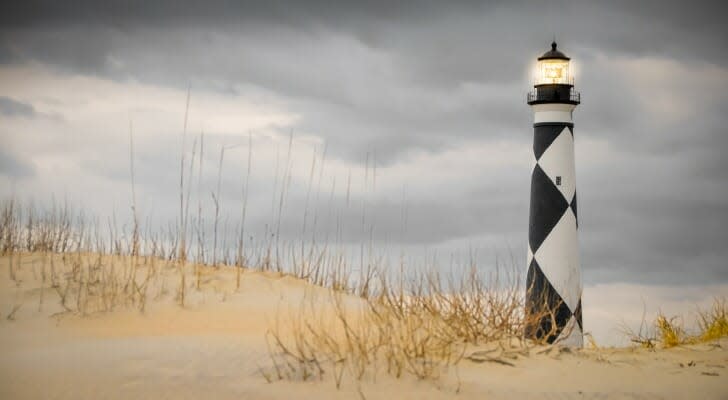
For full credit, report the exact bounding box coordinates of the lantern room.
[536,42,572,85]
[527,42,580,105]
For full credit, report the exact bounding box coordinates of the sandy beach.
[0,253,725,400]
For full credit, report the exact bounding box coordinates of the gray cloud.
[0,148,36,178]
[2,2,725,161]
[0,1,727,286]
[0,96,36,117]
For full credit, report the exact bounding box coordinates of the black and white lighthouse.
[525,42,583,347]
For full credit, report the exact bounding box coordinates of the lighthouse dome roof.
[538,41,570,61]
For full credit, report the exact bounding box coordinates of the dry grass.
[262,287,469,387]
[0,196,564,389]
[698,298,728,341]
[4,189,565,386]
[625,298,728,349]
[5,193,725,392]
[260,265,566,388]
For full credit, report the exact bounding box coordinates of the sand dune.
[0,253,726,399]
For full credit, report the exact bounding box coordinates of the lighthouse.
[525,42,582,347]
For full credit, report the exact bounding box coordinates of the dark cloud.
[1,1,726,67]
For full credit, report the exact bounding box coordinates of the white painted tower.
[525,42,583,347]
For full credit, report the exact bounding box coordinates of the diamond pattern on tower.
[533,209,580,312]
[529,164,569,253]
[527,245,533,268]
[537,127,576,201]
[527,123,582,346]
[533,124,565,160]
[525,259,573,344]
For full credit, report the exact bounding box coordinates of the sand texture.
[1,253,726,399]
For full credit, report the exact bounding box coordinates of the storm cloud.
[0,0,727,286]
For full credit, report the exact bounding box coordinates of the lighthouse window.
[555,176,562,186]
[537,59,570,85]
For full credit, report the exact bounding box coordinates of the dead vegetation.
[0,195,569,389]
[3,193,725,391]
[624,297,728,349]
[261,264,573,388]
[262,284,469,386]
[1,194,577,389]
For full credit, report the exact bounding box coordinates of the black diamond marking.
[533,124,566,161]
[567,126,573,137]
[570,192,578,228]
[525,259,574,344]
[574,298,583,332]
[529,164,570,253]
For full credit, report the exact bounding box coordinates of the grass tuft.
[697,298,728,342]
[625,298,728,349]
[655,314,685,348]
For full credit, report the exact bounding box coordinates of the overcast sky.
[1,1,727,292]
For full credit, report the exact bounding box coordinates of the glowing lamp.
[538,59,570,85]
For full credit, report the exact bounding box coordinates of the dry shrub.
[409,267,525,345]
[263,289,467,386]
[263,266,529,387]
